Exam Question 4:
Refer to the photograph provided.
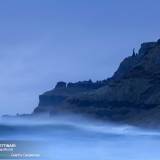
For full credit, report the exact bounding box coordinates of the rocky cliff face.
[33,39,160,127]
[34,79,109,114]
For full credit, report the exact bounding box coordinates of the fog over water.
[1,116,160,160]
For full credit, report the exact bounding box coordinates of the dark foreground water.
[0,116,160,160]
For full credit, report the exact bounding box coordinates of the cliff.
[33,39,160,127]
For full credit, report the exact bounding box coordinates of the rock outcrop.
[33,39,160,127]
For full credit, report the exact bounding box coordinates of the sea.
[0,115,160,160]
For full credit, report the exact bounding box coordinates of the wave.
[0,116,160,140]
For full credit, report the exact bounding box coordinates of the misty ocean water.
[0,117,160,160]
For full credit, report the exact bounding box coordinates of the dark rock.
[33,39,160,127]
[55,81,67,89]
[157,39,160,44]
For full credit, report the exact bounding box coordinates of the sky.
[0,0,160,115]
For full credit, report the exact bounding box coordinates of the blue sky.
[0,0,160,115]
